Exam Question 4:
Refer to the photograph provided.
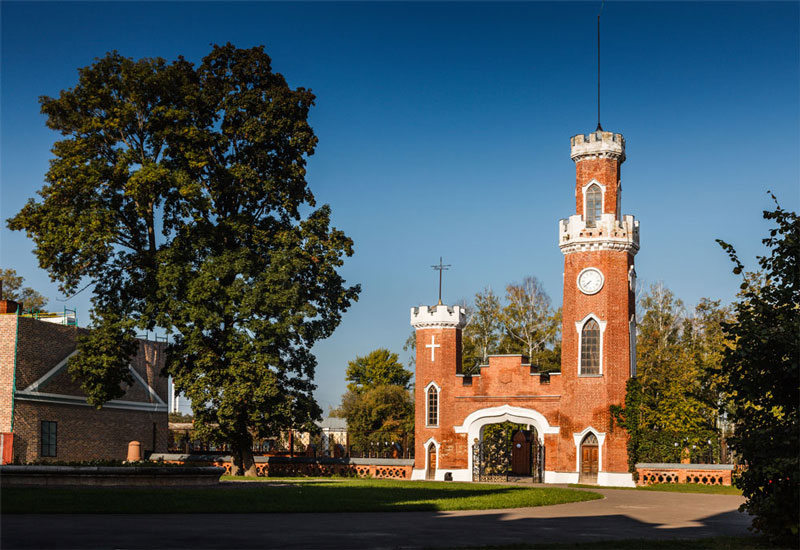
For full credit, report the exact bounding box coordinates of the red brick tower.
[410,304,466,480]
[556,130,639,485]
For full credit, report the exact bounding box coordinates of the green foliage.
[67,309,138,407]
[610,378,643,476]
[168,412,193,423]
[7,45,359,475]
[345,349,412,392]
[611,284,726,466]
[0,269,47,311]
[333,384,413,451]
[716,197,799,544]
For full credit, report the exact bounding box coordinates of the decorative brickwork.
[158,456,413,479]
[636,464,734,486]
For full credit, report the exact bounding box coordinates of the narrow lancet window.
[427,385,439,426]
[586,184,602,227]
[581,319,601,375]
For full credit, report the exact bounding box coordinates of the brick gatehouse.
[411,130,639,487]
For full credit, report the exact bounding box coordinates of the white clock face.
[577,268,604,295]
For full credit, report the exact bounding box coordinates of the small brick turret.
[411,304,465,478]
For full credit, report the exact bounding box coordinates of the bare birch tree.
[501,276,559,365]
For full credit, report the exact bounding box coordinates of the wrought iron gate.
[472,432,544,482]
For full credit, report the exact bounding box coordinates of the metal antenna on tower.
[431,257,451,305]
[596,1,604,131]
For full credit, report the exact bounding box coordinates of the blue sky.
[2,2,798,414]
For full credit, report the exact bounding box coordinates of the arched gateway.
[409,130,639,488]
[453,405,559,482]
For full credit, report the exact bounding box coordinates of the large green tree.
[344,348,412,392]
[7,45,359,475]
[333,384,413,453]
[0,269,48,311]
[336,348,414,454]
[717,198,799,543]
[613,284,721,465]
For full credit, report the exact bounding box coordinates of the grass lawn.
[568,483,742,495]
[2,477,601,514]
[456,535,787,549]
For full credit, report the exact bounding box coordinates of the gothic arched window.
[586,184,602,227]
[580,319,601,375]
[427,385,439,426]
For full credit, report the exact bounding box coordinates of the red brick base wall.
[163,458,412,480]
[636,465,733,486]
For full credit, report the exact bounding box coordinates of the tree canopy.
[0,269,48,311]
[716,197,799,543]
[7,44,360,475]
[345,348,412,392]
[612,284,726,467]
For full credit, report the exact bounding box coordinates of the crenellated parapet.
[411,304,466,330]
[559,213,639,255]
[570,131,625,163]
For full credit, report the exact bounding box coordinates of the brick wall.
[13,401,167,463]
[0,315,18,432]
[3,316,169,463]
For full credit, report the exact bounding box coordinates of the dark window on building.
[41,421,57,457]
[540,372,551,384]
[427,386,438,426]
[461,376,472,387]
[586,184,602,227]
[581,319,601,375]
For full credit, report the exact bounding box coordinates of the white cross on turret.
[426,335,441,362]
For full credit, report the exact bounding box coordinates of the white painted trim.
[423,438,440,479]
[15,390,168,412]
[545,471,579,484]
[23,350,79,392]
[23,350,166,407]
[581,178,606,224]
[410,468,426,480]
[573,426,606,475]
[128,365,166,405]
[597,471,636,487]
[453,405,560,480]
[424,382,441,427]
[574,313,607,376]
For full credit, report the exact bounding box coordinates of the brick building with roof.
[0,300,168,463]
[411,130,639,487]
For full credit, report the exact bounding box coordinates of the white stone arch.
[423,437,440,476]
[424,381,441,427]
[581,178,606,224]
[575,312,607,376]
[454,405,560,477]
[573,426,606,474]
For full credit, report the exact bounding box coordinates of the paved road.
[2,488,751,549]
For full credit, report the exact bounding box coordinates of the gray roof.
[316,417,347,430]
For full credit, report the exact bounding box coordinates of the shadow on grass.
[1,479,600,514]
[0,506,754,550]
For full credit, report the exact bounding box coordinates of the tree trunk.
[241,445,258,477]
[230,446,244,476]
